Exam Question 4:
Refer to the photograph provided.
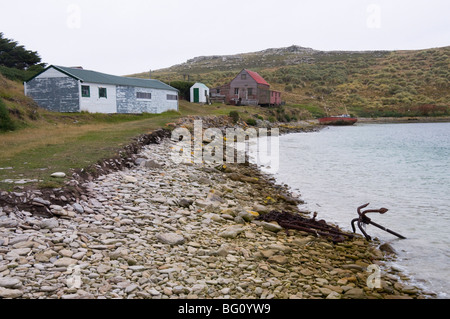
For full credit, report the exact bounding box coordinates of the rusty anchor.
[351,203,406,241]
[258,210,354,243]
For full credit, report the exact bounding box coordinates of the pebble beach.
[0,117,433,300]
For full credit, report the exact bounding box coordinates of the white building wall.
[116,86,178,114]
[152,89,179,113]
[25,67,80,112]
[80,82,117,113]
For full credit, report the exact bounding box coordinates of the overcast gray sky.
[1,0,449,75]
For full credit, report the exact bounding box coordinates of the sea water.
[252,122,450,298]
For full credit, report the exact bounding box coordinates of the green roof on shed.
[28,65,178,92]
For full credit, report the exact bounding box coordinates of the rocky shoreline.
[0,116,435,299]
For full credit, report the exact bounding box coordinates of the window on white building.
[99,87,107,98]
[137,92,151,99]
[81,85,90,97]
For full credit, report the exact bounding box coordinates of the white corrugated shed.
[24,65,179,114]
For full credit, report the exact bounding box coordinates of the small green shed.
[190,82,210,103]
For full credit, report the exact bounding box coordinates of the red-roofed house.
[211,69,281,106]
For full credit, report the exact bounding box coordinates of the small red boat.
[318,114,358,126]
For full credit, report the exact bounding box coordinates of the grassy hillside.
[0,73,40,131]
[131,45,450,118]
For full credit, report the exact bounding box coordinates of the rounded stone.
[156,233,185,245]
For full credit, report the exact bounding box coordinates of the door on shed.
[193,88,200,103]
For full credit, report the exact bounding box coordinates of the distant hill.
[131,45,450,117]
